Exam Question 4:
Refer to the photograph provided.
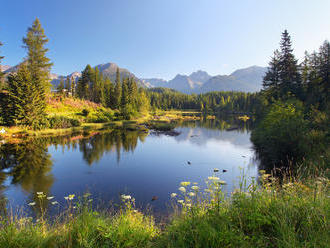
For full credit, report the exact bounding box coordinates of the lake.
[0,118,259,216]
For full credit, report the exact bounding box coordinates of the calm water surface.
[0,119,258,215]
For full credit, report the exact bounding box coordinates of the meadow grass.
[0,172,328,248]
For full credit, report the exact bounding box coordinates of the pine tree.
[318,40,330,110]
[278,30,302,99]
[113,68,121,109]
[23,18,53,93]
[121,78,129,109]
[104,78,113,108]
[6,64,46,128]
[77,65,94,99]
[128,78,138,108]
[263,50,281,100]
[5,18,52,128]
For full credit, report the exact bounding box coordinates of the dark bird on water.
[187,161,191,165]
[222,169,227,173]
[151,196,158,201]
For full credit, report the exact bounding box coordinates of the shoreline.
[0,110,213,143]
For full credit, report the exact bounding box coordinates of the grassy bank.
[0,172,328,248]
[0,96,208,142]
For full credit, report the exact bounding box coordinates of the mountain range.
[1,63,267,94]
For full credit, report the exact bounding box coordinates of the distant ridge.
[143,65,267,93]
[3,62,267,93]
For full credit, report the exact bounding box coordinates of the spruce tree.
[113,68,121,109]
[77,65,94,99]
[6,18,52,128]
[318,40,330,110]
[128,78,138,108]
[121,78,129,109]
[104,78,113,108]
[23,18,53,92]
[263,50,281,100]
[6,64,46,128]
[278,30,302,99]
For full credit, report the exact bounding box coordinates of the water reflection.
[0,117,257,216]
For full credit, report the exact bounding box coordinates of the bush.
[148,121,176,131]
[47,116,81,129]
[86,109,114,123]
[251,100,308,168]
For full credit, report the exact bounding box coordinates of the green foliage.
[255,32,329,172]
[148,121,176,131]
[147,88,260,114]
[0,174,328,248]
[252,100,308,167]
[86,109,114,123]
[23,18,53,93]
[47,116,81,129]
[5,64,48,129]
[4,18,52,130]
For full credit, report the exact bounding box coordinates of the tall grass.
[0,172,328,248]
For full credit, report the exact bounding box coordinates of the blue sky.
[0,0,329,79]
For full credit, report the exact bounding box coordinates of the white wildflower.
[178,187,186,193]
[208,176,219,181]
[191,186,199,190]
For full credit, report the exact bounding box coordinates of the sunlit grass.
[0,172,328,247]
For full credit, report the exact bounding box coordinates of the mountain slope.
[96,63,150,88]
[143,66,267,93]
[3,62,267,93]
[200,66,267,93]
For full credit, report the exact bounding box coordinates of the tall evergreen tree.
[104,78,113,108]
[23,18,53,93]
[318,40,330,110]
[5,18,52,128]
[128,78,138,107]
[6,64,46,128]
[263,50,281,100]
[278,30,302,99]
[113,68,121,109]
[121,78,129,109]
[77,65,93,99]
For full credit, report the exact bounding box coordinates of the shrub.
[251,100,308,168]
[47,116,81,129]
[86,109,114,123]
